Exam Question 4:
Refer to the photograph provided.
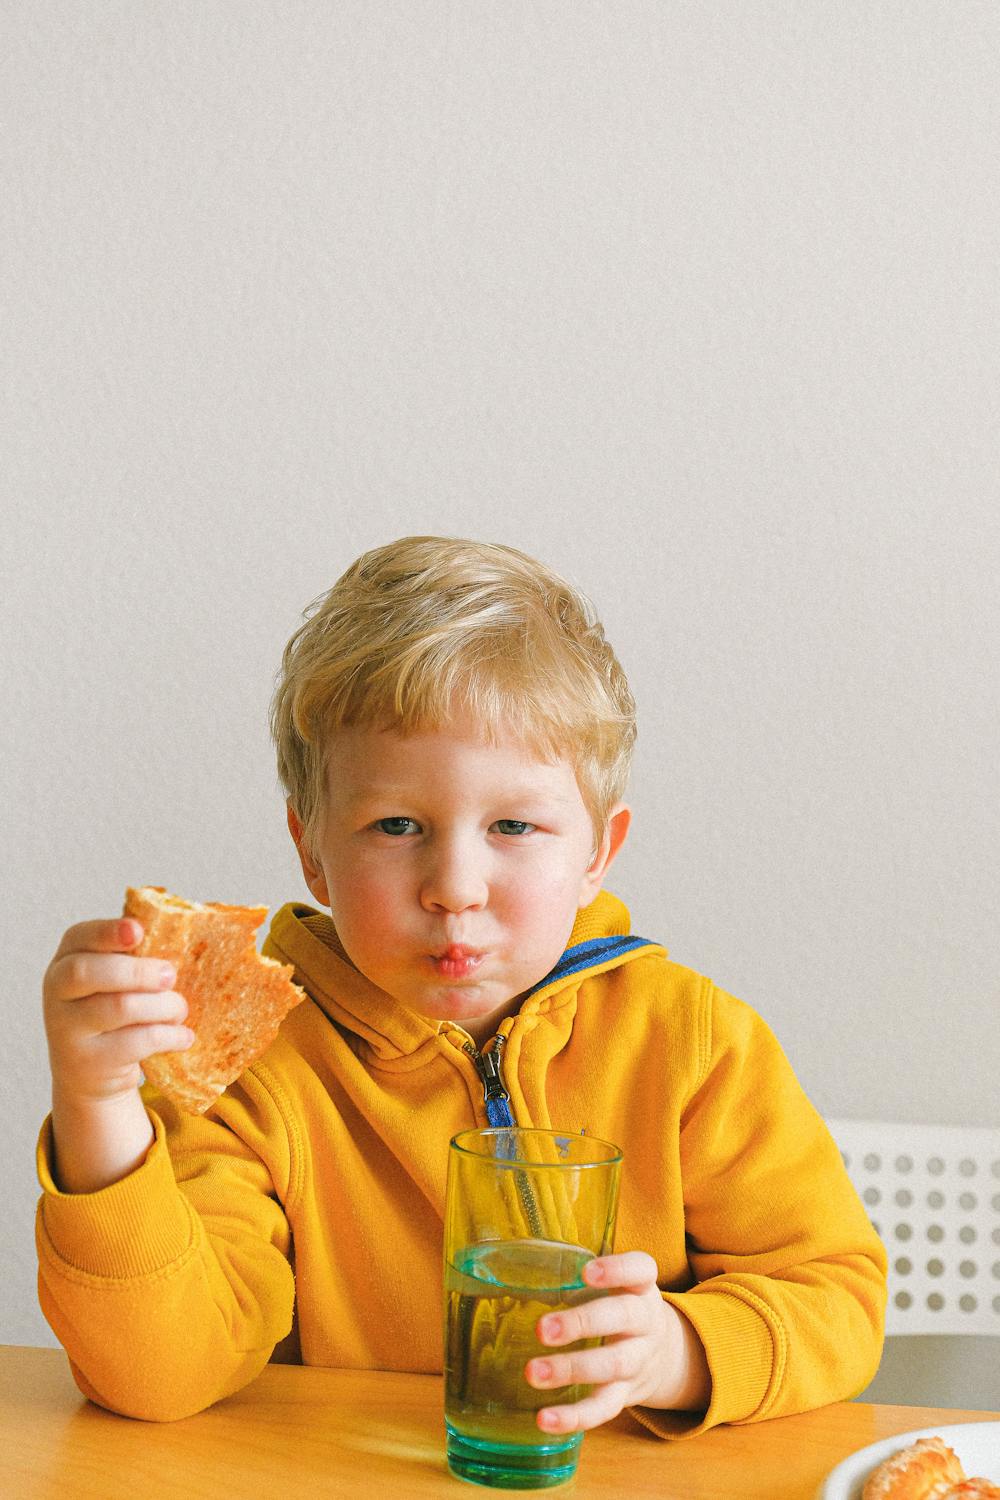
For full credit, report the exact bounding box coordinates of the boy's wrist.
[645,1301,712,1413]
[50,1085,154,1195]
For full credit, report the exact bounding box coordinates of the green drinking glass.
[443,1127,623,1489]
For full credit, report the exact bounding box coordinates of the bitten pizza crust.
[123,886,306,1114]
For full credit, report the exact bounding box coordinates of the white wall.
[4,2,998,1361]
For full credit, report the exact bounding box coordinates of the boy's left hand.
[525,1251,711,1432]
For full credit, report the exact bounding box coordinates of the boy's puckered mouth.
[429,947,487,980]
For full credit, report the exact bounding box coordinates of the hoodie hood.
[262,888,664,1064]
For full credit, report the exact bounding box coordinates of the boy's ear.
[577,802,631,907]
[286,803,331,907]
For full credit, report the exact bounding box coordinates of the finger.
[91,1022,196,1071]
[536,1381,631,1436]
[527,1337,641,1391]
[583,1251,659,1292]
[68,990,190,1038]
[51,918,144,962]
[47,951,176,1003]
[538,1292,650,1347]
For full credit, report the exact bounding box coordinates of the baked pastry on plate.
[862,1435,1000,1500]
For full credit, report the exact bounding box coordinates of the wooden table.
[3,1344,998,1500]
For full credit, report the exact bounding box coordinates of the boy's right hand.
[43,917,194,1107]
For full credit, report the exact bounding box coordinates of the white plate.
[816,1420,1000,1499]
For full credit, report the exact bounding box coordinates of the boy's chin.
[420,995,524,1044]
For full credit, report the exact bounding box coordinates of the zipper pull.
[466,1034,516,1127]
[479,1037,509,1106]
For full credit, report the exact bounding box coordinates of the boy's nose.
[419,839,488,914]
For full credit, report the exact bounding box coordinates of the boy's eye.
[494,819,534,836]
[375,817,418,836]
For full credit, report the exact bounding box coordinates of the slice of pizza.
[124,885,305,1114]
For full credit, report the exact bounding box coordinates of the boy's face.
[288,716,630,1045]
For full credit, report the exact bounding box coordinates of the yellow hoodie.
[36,891,886,1435]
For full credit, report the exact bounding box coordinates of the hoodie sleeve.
[635,984,887,1439]
[35,1067,296,1421]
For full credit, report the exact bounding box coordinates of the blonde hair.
[270,536,635,855]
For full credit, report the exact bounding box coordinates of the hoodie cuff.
[628,1287,781,1440]
[36,1109,195,1279]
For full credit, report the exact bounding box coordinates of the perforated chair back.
[825,1118,1000,1336]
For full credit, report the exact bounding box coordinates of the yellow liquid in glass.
[444,1238,596,1449]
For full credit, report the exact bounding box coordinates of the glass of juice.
[443,1126,623,1489]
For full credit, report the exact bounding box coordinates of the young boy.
[37,535,887,1437]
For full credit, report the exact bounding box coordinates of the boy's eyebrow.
[339,782,579,808]
[340,787,407,808]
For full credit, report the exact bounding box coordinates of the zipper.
[462,1033,542,1237]
[463,1032,516,1128]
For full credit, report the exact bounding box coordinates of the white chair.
[825,1118,1000,1336]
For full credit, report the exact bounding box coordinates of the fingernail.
[159,963,177,987]
[533,1360,552,1382]
[120,920,139,945]
[542,1317,562,1341]
[538,1410,560,1431]
[586,1261,604,1283]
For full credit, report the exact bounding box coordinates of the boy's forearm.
[50,1088,154,1194]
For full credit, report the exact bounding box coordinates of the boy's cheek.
[328,870,400,937]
